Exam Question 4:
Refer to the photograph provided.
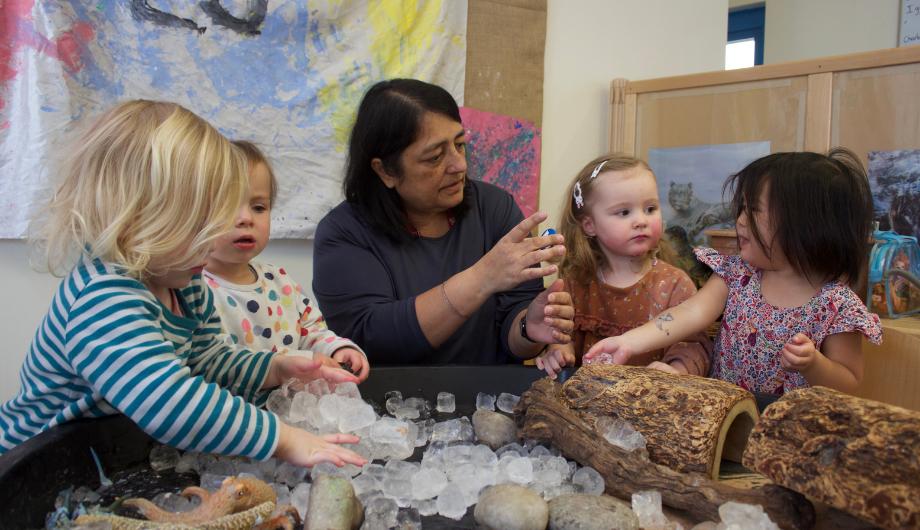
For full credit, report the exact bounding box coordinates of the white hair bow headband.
[574,160,608,209]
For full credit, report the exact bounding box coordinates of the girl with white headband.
[536,154,712,378]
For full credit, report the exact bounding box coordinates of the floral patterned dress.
[695,247,882,395]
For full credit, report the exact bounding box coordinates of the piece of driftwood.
[516,367,814,530]
[743,386,920,529]
[559,364,758,478]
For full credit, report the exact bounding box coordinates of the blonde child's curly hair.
[37,100,247,279]
[558,153,675,284]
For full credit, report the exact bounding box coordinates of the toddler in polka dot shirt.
[204,141,370,381]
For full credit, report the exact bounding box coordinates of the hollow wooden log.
[742,386,920,530]
[516,370,815,530]
[559,364,758,479]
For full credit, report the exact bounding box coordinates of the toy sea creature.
[74,476,300,530]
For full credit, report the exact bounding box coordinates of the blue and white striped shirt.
[0,255,279,459]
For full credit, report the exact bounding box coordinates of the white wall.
[539,0,727,225]
[763,0,900,64]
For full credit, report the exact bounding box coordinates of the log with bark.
[743,386,920,530]
[557,364,758,478]
[516,365,815,530]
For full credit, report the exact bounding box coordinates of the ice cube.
[435,483,467,520]
[365,496,399,528]
[288,391,318,423]
[338,401,377,433]
[476,392,496,411]
[318,393,343,425]
[334,381,360,399]
[275,462,309,486]
[597,417,647,452]
[632,490,669,529]
[394,406,420,420]
[718,501,780,530]
[496,392,520,413]
[266,389,292,419]
[436,392,456,413]
[572,466,605,495]
[306,378,331,396]
[410,467,448,499]
[385,396,404,416]
[503,456,534,484]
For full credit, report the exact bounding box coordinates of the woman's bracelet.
[441,281,469,319]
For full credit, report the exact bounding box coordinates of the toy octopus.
[74,476,300,530]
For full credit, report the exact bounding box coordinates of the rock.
[548,494,639,530]
[305,474,363,529]
[474,484,548,530]
[472,409,517,450]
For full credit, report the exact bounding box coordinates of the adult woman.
[313,79,574,364]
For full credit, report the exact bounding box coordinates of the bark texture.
[516,366,815,530]
[743,386,920,530]
[557,364,758,478]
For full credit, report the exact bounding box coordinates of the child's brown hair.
[232,140,278,204]
[558,153,674,284]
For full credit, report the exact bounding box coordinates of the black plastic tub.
[0,365,544,529]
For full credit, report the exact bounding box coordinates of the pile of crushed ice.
[117,379,777,530]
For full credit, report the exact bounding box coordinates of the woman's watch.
[520,316,538,343]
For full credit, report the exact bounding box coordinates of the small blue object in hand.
[540,228,557,237]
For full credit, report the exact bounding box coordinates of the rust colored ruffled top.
[568,259,712,375]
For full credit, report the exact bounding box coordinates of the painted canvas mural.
[460,107,540,217]
[868,149,920,241]
[0,1,467,238]
[648,141,770,286]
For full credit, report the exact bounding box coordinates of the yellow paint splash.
[317,0,458,149]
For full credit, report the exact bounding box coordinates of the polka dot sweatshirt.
[203,263,364,360]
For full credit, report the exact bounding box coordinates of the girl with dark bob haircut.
[313,79,575,365]
[725,148,873,285]
[585,147,882,397]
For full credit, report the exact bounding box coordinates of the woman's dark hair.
[724,147,873,284]
[344,78,470,242]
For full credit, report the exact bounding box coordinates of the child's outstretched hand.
[264,355,358,389]
[524,279,575,344]
[583,337,635,365]
[535,344,575,379]
[275,423,367,468]
[332,347,370,382]
[780,333,819,373]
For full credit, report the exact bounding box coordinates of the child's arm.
[297,292,370,382]
[653,272,714,376]
[781,332,863,394]
[585,274,728,363]
[535,343,576,379]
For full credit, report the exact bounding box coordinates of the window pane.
[725,38,755,70]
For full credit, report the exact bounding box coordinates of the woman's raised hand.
[476,212,566,294]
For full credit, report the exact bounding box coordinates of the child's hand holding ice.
[332,347,370,382]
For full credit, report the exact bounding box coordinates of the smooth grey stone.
[548,493,639,530]
[472,409,518,450]
[474,484,549,530]
[305,474,364,530]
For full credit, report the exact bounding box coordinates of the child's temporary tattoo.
[655,312,674,336]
